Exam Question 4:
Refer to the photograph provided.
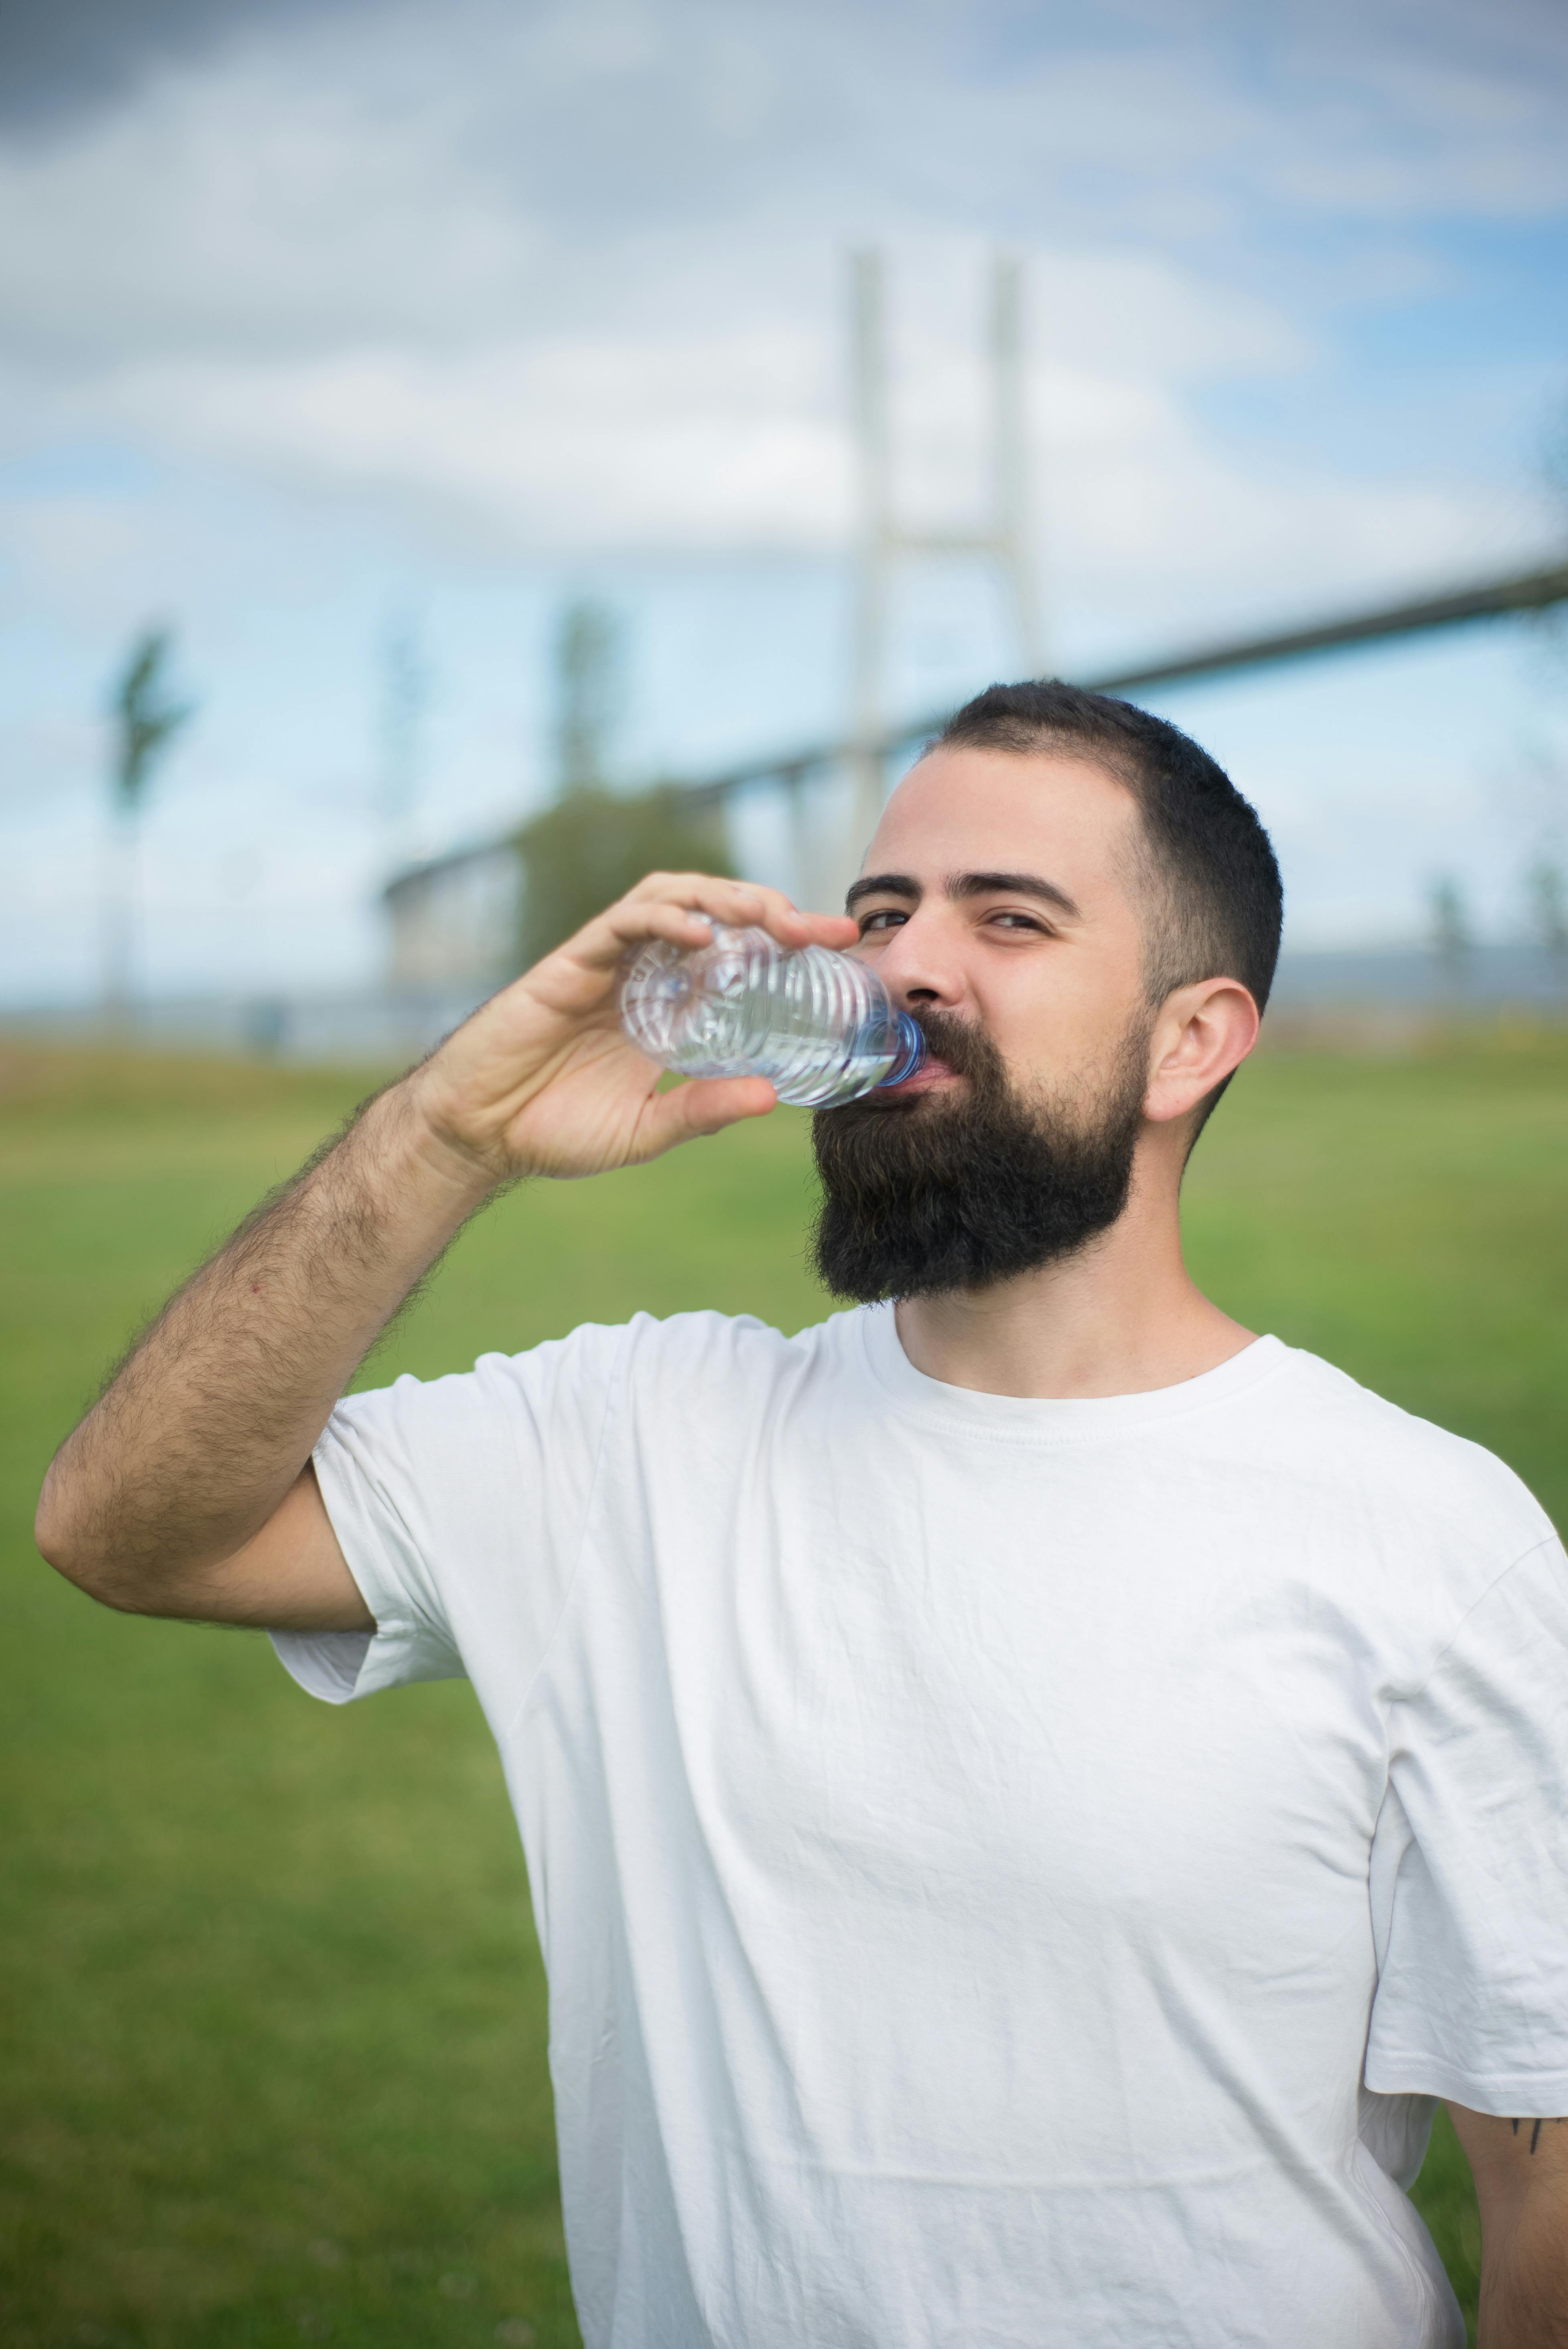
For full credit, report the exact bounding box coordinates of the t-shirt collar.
[857,1300,1292,1443]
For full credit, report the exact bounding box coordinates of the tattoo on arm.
[1509,2117,1566,2154]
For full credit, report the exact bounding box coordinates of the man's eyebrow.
[845,868,1084,920]
[845,871,920,911]
[951,870,1083,919]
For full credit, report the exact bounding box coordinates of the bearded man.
[37,682,1568,2349]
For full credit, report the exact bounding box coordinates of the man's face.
[848,744,1152,1100]
[810,746,1159,1303]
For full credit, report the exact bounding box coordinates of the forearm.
[1479,2203,1568,2349]
[1452,2106,1568,2349]
[37,1077,496,1607]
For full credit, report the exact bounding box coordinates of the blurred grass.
[4,1027,1566,2345]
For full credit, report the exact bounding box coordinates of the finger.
[621,872,807,942]
[798,910,860,946]
[540,872,857,989]
[725,891,855,949]
[554,888,756,977]
[612,876,859,955]
[524,900,731,1001]
[638,1073,778,1153]
[620,872,858,951]
[594,898,734,961]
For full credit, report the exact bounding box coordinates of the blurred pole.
[553,599,625,798]
[849,250,891,869]
[841,250,1045,902]
[782,762,811,908]
[380,611,429,858]
[103,628,192,1035]
[1428,874,1472,1010]
[991,253,1045,676]
[100,806,136,1031]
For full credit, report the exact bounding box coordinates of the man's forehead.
[867,744,1137,878]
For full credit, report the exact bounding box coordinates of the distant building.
[384,838,522,991]
[1269,942,1568,1017]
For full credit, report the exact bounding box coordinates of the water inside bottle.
[620,925,923,1107]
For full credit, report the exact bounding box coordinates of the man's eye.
[988,910,1048,933]
[859,908,907,933]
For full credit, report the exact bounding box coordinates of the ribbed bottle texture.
[619,924,924,1107]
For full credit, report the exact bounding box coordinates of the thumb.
[640,1074,778,1153]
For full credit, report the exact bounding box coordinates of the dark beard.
[810,1007,1150,1304]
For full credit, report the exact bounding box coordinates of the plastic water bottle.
[620,923,926,1107]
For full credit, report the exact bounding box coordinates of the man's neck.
[893,1166,1255,1401]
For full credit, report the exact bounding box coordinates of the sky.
[3,0,1568,1001]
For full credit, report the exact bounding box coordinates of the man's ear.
[1143,978,1260,1127]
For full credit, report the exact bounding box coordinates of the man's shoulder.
[483,1303,861,1392]
[331,1309,865,1493]
[1264,1340,1555,1554]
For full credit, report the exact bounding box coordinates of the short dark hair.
[936,679,1283,1015]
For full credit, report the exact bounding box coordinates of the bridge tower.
[844,249,1044,863]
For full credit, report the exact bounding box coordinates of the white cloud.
[35,249,1504,631]
[0,0,1554,592]
[0,61,540,361]
[100,327,850,548]
[3,0,1565,366]
[2,0,1566,990]
[32,222,1316,558]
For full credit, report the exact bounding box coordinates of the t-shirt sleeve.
[1365,1532,1568,2112]
[269,1322,630,1711]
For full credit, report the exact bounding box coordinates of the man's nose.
[871,912,967,1010]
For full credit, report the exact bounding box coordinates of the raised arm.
[1448,2102,1568,2348]
[35,875,855,1632]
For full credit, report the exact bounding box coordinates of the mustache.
[839,1006,1005,1111]
[904,1008,996,1081]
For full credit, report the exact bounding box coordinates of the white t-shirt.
[274,1307,1568,2349]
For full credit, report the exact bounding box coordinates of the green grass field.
[5,1028,1568,2347]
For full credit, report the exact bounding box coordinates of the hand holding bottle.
[406,874,861,1185]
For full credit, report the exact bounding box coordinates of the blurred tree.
[555,599,625,794]
[1427,874,1471,981]
[104,627,194,1025]
[513,598,733,970]
[1525,854,1568,962]
[514,782,734,971]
